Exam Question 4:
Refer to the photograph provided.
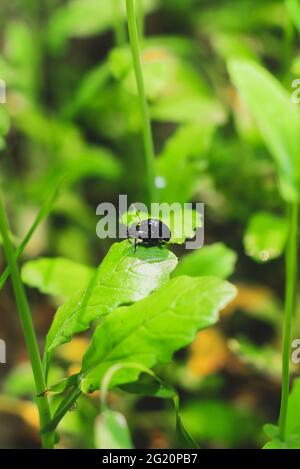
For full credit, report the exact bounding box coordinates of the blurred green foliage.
[1,0,300,450]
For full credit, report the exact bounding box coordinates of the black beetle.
[127,215,171,252]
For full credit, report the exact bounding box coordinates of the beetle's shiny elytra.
[127,219,171,252]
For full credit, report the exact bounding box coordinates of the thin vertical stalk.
[113,0,126,47]
[0,180,61,290]
[279,202,299,440]
[126,0,156,204]
[0,194,54,448]
[282,5,295,83]
[137,0,144,40]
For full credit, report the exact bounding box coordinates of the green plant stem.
[126,0,156,204]
[0,194,54,448]
[282,3,295,83]
[279,202,299,440]
[137,0,144,39]
[113,0,126,46]
[0,182,60,291]
[41,387,82,435]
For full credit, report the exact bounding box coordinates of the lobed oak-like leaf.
[173,243,237,279]
[21,257,95,300]
[44,241,177,359]
[79,276,236,393]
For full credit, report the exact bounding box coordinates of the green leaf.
[14,107,122,191]
[21,257,95,300]
[45,241,178,358]
[263,435,300,449]
[156,123,214,203]
[173,243,237,279]
[0,106,10,149]
[79,276,236,393]
[263,424,280,440]
[47,0,158,52]
[95,410,134,449]
[64,63,110,118]
[0,106,9,136]
[286,378,300,437]
[3,362,63,397]
[182,399,263,447]
[228,59,300,202]
[244,212,288,262]
[286,0,300,34]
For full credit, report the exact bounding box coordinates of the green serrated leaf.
[21,257,95,300]
[228,59,300,202]
[173,243,237,279]
[79,276,236,393]
[244,212,288,262]
[45,241,177,360]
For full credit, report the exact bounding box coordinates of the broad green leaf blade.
[95,410,134,449]
[228,59,300,202]
[21,257,95,300]
[2,362,63,397]
[244,212,288,262]
[101,362,176,399]
[182,399,263,447]
[263,424,280,440]
[45,241,177,357]
[65,63,110,118]
[173,243,237,279]
[79,276,236,393]
[157,124,214,203]
[263,437,300,449]
[156,123,214,204]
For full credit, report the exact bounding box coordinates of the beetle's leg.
[134,238,137,254]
